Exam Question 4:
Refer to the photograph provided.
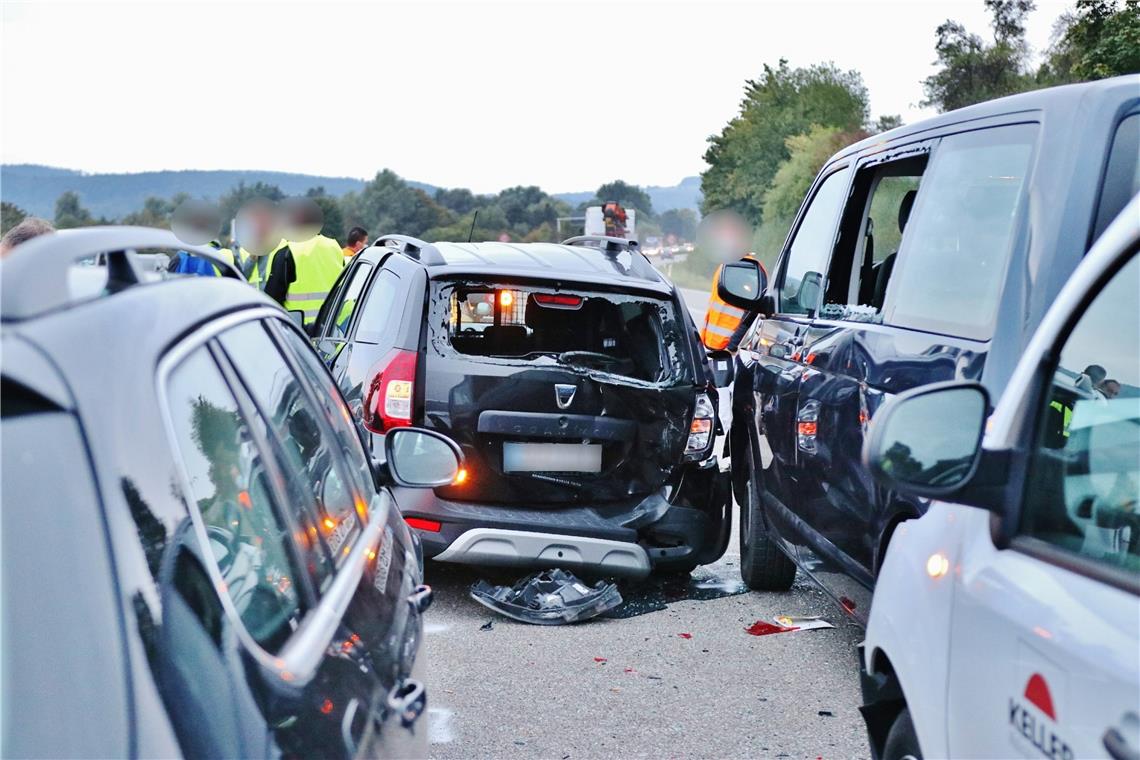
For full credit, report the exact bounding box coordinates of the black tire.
[738,439,796,591]
[883,708,922,760]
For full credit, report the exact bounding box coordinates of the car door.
[793,124,1038,613]
[162,332,394,758]
[947,244,1140,759]
[748,164,853,561]
[222,316,429,755]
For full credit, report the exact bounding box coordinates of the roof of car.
[834,74,1140,162]
[365,239,676,295]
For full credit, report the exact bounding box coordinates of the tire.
[738,438,796,591]
[882,708,922,760]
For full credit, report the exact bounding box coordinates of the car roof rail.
[560,235,641,254]
[374,234,446,266]
[0,226,244,322]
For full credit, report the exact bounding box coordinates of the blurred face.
[234,199,281,257]
[171,199,221,246]
[282,197,323,242]
[697,209,751,264]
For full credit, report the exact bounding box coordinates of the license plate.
[502,442,602,473]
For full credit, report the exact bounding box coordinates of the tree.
[584,180,655,217]
[1041,0,1140,82]
[54,191,95,229]
[342,170,451,238]
[658,208,698,241]
[701,60,869,224]
[1,202,27,236]
[756,125,867,271]
[305,187,346,242]
[218,181,285,225]
[921,0,1037,112]
[121,196,174,227]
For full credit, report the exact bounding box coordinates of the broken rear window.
[432,281,691,385]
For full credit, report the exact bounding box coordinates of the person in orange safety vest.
[701,254,765,350]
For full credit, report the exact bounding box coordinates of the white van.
[857,195,1140,760]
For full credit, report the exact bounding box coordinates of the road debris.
[746,615,835,636]
[480,620,494,631]
[604,567,748,619]
[470,569,622,625]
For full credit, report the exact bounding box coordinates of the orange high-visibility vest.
[701,254,761,350]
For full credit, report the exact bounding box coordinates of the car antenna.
[467,210,479,243]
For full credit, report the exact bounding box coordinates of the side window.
[323,261,373,340]
[821,154,928,317]
[1022,250,1140,576]
[885,124,1038,340]
[354,268,404,344]
[779,167,852,315]
[277,325,375,498]
[219,321,363,567]
[1092,112,1140,243]
[166,346,305,652]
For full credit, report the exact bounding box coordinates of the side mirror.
[384,427,464,488]
[707,349,734,387]
[716,259,768,311]
[863,381,1000,507]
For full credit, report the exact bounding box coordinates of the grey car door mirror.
[384,427,464,488]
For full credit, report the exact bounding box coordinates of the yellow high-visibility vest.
[245,239,289,290]
[285,235,343,324]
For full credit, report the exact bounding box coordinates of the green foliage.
[1041,0,1140,82]
[305,187,346,242]
[120,196,174,227]
[658,208,698,241]
[1,202,28,235]
[54,191,96,229]
[342,170,451,239]
[700,60,869,225]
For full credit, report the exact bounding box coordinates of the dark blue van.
[718,75,1140,621]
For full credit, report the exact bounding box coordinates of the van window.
[1022,250,1140,576]
[821,154,928,319]
[778,167,851,315]
[884,124,1037,340]
[1092,112,1140,243]
[166,346,306,652]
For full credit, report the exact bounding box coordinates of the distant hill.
[1,164,702,219]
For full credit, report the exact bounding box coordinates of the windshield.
[433,281,691,385]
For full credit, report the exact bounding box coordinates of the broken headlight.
[685,392,715,458]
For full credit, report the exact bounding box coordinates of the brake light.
[533,293,583,309]
[363,348,418,433]
[685,393,715,456]
[406,517,442,533]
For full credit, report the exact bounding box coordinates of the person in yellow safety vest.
[277,197,346,324]
[701,254,765,351]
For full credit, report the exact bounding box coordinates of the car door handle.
[1104,725,1140,760]
[388,679,427,729]
[407,584,433,614]
[341,697,363,756]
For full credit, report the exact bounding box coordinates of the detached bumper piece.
[469,569,622,625]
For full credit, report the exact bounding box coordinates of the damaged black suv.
[311,234,731,578]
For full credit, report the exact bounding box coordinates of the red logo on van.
[1024,673,1056,721]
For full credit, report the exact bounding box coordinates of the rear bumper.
[434,528,651,578]
[393,472,728,578]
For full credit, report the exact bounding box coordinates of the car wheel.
[883,708,922,760]
[738,437,796,591]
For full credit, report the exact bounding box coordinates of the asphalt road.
[423,529,868,759]
[422,281,868,759]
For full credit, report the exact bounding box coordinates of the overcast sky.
[2,0,1072,193]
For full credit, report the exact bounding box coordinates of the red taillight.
[533,293,583,309]
[406,517,442,532]
[362,348,417,433]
